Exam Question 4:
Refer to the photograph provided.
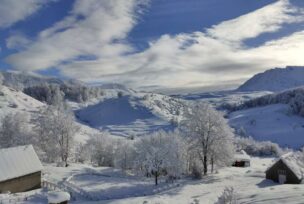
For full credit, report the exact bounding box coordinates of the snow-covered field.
[6,157,304,204]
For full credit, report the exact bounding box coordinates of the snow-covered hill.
[0,85,44,117]
[238,66,304,92]
[0,84,101,143]
[74,92,186,138]
[229,104,304,148]
[176,90,271,110]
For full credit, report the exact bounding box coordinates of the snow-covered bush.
[235,137,282,157]
[74,142,90,163]
[191,161,203,179]
[86,132,117,167]
[215,187,237,204]
[114,140,136,171]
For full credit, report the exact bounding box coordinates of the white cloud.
[6,0,149,71]
[6,33,31,50]
[206,0,303,43]
[5,0,304,90]
[0,0,49,28]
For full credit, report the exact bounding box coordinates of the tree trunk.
[203,155,208,175]
[211,157,214,173]
[155,173,158,186]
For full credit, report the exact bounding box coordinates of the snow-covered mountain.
[238,66,304,92]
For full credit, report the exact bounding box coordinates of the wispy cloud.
[6,33,31,50]
[5,0,304,90]
[6,0,149,71]
[0,0,49,28]
[206,0,303,43]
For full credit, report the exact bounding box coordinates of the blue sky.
[0,0,304,91]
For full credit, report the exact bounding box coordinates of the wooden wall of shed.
[0,171,41,193]
[266,160,301,184]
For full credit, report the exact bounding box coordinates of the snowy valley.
[1,67,304,204]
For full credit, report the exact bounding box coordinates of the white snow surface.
[229,104,304,148]
[0,145,43,182]
[238,66,304,92]
[48,191,70,203]
[74,93,185,138]
[5,158,304,203]
[0,85,44,118]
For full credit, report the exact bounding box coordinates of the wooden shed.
[232,150,251,167]
[266,152,304,184]
[0,145,43,193]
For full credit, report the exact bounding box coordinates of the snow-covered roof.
[0,145,43,182]
[234,150,251,162]
[48,191,70,203]
[279,152,304,180]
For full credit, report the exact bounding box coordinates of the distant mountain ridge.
[0,71,83,90]
[0,71,106,104]
[238,66,304,92]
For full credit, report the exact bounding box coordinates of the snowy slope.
[0,85,99,143]
[0,85,44,117]
[229,104,304,148]
[74,92,186,138]
[238,66,304,92]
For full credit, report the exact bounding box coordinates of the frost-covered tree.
[0,112,33,148]
[210,137,234,173]
[234,136,282,157]
[182,103,234,176]
[74,142,89,163]
[34,104,78,165]
[114,140,136,171]
[86,132,117,167]
[134,130,186,185]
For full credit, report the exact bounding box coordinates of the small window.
[278,169,286,175]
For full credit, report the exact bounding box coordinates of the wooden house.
[232,150,251,167]
[0,145,43,193]
[266,152,304,184]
